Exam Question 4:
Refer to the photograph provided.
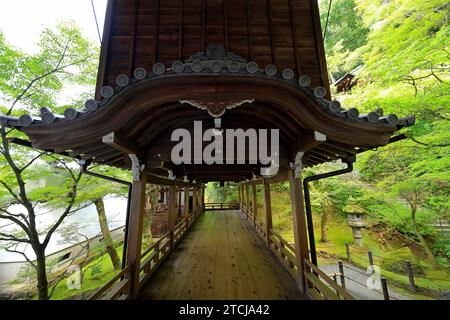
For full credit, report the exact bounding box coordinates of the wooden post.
[288,170,309,292]
[201,186,205,213]
[263,180,272,246]
[381,277,390,300]
[345,242,351,264]
[184,187,190,217]
[368,250,374,268]
[251,181,257,227]
[241,184,245,209]
[177,188,182,216]
[238,185,242,204]
[193,187,198,216]
[405,260,416,292]
[338,260,346,289]
[245,183,250,215]
[168,185,177,230]
[125,173,147,300]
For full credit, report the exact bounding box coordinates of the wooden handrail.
[88,266,129,300]
[90,208,205,300]
[304,259,354,300]
[237,205,354,301]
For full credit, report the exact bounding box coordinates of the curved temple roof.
[0,46,415,183]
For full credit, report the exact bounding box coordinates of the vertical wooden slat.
[266,0,276,65]
[224,0,229,49]
[127,0,138,77]
[288,169,309,292]
[201,0,206,52]
[152,0,161,65]
[178,0,184,60]
[95,0,115,99]
[125,173,148,299]
[289,0,301,76]
[310,0,331,98]
[246,0,254,61]
[263,179,272,245]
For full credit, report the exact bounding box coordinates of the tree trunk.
[35,246,49,300]
[410,205,439,267]
[320,209,328,243]
[93,198,121,270]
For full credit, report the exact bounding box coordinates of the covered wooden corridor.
[138,210,305,300]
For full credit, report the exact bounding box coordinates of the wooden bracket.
[102,132,145,158]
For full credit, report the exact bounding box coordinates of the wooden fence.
[240,203,354,300]
[88,209,200,300]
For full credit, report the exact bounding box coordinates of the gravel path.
[320,263,411,300]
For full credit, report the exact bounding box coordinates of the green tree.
[0,23,98,300]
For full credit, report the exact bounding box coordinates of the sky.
[0,0,108,53]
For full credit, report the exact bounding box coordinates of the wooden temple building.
[1,0,414,300]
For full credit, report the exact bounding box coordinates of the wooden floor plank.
[138,210,306,300]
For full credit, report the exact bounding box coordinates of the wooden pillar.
[201,186,205,212]
[168,185,177,230]
[263,179,273,246]
[288,169,309,292]
[184,186,190,217]
[125,173,147,299]
[251,181,257,226]
[238,185,242,204]
[193,187,198,215]
[244,183,250,214]
[177,188,182,216]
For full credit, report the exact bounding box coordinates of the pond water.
[0,196,127,262]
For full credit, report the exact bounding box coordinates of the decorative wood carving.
[179,99,255,118]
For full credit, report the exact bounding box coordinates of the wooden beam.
[263,179,272,246]
[102,132,145,158]
[125,173,147,299]
[292,131,327,154]
[288,169,309,292]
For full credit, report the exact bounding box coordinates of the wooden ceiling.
[96,0,330,99]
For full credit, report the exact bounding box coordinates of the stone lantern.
[344,204,367,246]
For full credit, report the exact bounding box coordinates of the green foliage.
[205,182,238,203]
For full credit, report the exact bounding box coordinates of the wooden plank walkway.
[139,210,306,300]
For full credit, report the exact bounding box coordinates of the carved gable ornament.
[179,100,255,118]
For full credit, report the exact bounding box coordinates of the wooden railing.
[268,229,298,280]
[238,202,354,300]
[88,267,130,300]
[205,202,240,211]
[89,209,201,300]
[303,259,354,300]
